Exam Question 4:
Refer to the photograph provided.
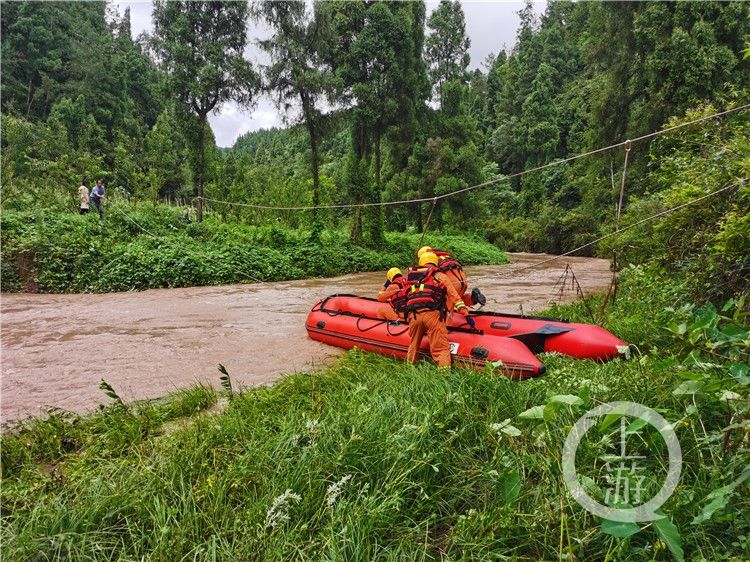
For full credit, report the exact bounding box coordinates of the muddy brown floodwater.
[1,253,612,422]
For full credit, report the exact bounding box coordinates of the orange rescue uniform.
[406,270,467,367]
[431,250,477,307]
[376,280,402,321]
[442,266,477,307]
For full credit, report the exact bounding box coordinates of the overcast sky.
[118,0,546,147]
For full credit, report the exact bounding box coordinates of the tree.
[152,0,260,222]
[483,52,506,129]
[255,0,337,225]
[327,0,428,244]
[47,95,102,152]
[424,0,471,108]
[113,7,163,131]
[143,109,184,204]
[519,63,560,166]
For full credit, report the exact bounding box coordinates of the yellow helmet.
[417,246,432,259]
[387,267,402,281]
[419,251,439,267]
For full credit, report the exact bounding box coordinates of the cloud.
[252,109,280,130]
[208,99,282,147]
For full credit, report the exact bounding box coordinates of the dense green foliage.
[598,105,749,302]
[1,2,193,207]
[0,203,506,293]
[425,0,470,108]
[226,1,750,252]
[2,0,748,297]
[255,1,338,223]
[2,270,748,560]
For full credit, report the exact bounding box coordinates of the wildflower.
[265,489,301,529]
[326,474,352,507]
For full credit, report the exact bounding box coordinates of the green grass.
[1,270,748,561]
[0,203,507,293]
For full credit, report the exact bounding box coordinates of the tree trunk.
[370,131,383,245]
[374,132,381,194]
[301,96,320,224]
[350,120,368,244]
[25,79,34,117]
[196,116,206,223]
[309,124,320,223]
[351,207,362,242]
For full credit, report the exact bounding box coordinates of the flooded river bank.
[1,253,612,421]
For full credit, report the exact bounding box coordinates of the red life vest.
[386,275,407,306]
[394,265,447,319]
[432,249,466,293]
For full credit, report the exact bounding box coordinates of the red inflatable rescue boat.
[307,296,545,379]
[457,310,628,360]
[312,295,628,362]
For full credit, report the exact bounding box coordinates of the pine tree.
[143,109,184,204]
[327,0,428,245]
[152,0,260,222]
[424,0,471,108]
[256,0,338,225]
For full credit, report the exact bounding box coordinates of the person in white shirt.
[78,179,90,215]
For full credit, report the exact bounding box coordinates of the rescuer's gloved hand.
[466,316,476,329]
[383,280,391,289]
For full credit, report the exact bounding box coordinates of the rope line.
[197,102,750,212]
[109,103,748,290]
[616,141,632,225]
[111,205,159,237]
[492,180,744,279]
[417,197,438,253]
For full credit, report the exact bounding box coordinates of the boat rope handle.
[448,324,484,336]
[386,322,410,337]
[356,316,388,333]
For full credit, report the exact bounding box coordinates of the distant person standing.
[78,179,90,215]
[90,179,105,218]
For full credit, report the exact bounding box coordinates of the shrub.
[0,203,507,293]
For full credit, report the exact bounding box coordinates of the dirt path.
[1,253,612,421]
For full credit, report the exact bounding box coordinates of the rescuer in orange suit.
[404,252,471,368]
[376,267,405,321]
[417,246,486,308]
